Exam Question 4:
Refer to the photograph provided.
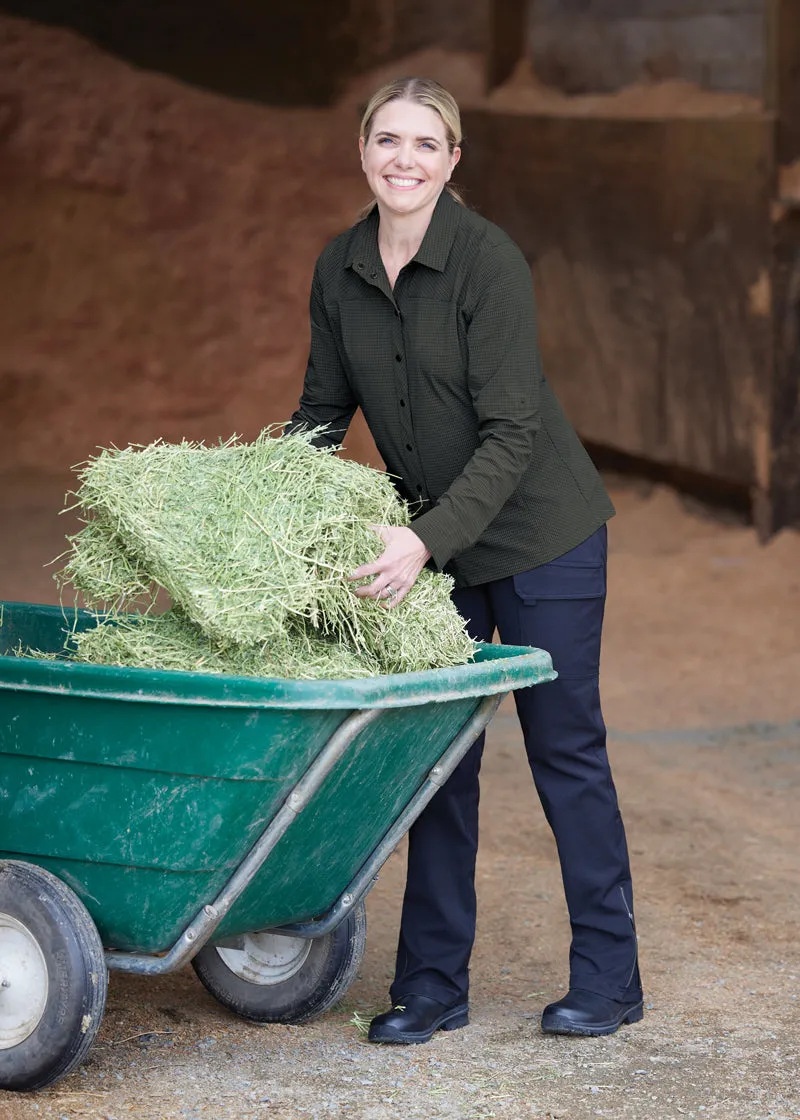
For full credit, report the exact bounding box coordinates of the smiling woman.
[358,81,462,230]
[286,75,643,1047]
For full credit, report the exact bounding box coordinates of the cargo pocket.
[512,562,605,603]
[512,529,607,603]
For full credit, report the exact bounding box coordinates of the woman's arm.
[287,266,357,447]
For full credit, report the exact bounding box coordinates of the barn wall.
[0,0,489,106]
[529,0,767,97]
[459,110,774,489]
[358,0,487,63]
[0,0,360,104]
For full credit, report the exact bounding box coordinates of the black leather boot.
[368,994,469,1044]
[541,988,644,1036]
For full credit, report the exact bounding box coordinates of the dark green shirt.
[290,190,614,587]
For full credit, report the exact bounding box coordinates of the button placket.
[393,306,422,495]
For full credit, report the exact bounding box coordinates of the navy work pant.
[390,526,641,1006]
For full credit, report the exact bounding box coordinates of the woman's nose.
[394,143,415,168]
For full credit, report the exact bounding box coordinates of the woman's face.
[359,99,460,219]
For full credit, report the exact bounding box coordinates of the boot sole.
[368,1006,469,1044]
[541,1001,644,1037]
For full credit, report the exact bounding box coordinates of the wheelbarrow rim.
[0,601,556,710]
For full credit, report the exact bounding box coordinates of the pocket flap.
[513,562,605,602]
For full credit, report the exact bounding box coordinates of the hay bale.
[57,429,476,677]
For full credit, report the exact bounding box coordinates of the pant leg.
[390,583,494,1005]
[490,529,641,1001]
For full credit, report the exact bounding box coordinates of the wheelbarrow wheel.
[0,860,108,1092]
[192,901,367,1025]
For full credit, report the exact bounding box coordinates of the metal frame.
[277,693,503,938]
[105,694,504,975]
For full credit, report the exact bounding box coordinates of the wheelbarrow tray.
[0,600,555,956]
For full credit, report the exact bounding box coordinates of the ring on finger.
[384,585,397,599]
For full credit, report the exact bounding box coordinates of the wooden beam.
[759,0,800,533]
[768,0,800,161]
[487,0,528,92]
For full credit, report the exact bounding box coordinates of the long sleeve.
[286,266,357,448]
[410,242,542,569]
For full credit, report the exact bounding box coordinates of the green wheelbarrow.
[0,600,556,1092]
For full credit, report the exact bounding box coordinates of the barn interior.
[2,0,799,534]
[0,3,799,1118]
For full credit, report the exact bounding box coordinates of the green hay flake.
[70,610,384,680]
[50,429,476,679]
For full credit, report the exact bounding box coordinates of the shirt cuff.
[410,507,463,572]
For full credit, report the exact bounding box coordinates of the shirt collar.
[346,189,461,276]
[412,189,462,271]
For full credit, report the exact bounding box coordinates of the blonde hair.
[358,76,465,218]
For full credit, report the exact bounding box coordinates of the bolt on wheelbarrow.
[0,600,556,1091]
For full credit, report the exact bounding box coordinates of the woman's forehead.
[370,99,447,140]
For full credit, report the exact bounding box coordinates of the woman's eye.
[420,142,435,150]
[378,137,394,145]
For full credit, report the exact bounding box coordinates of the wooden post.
[760,0,800,536]
[486,0,528,93]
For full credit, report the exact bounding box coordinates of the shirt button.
[370,270,378,279]
[399,399,406,407]
[416,485,423,493]
[395,353,402,362]
[406,443,413,452]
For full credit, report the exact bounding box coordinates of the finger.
[375,525,393,545]
[353,578,388,599]
[348,561,383,581]
[355,577,402,602]
[380,586,406,609]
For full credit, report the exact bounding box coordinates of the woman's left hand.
[349,526,432,608]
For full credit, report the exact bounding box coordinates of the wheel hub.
[0,913,49,1049]
[217,931,312,985]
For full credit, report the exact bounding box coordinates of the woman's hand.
[349,526,432,608]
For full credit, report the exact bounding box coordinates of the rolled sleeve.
[411,243,542,569]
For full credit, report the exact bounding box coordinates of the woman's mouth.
[384,176,424,190]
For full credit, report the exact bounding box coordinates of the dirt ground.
[1,474,798,1120]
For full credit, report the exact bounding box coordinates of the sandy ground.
[0,474,798,1120]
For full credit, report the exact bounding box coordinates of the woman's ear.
[447,146,462,180]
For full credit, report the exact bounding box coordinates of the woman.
[288,77,643,1042]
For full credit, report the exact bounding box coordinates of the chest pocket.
[338,298,396,383]
[400,297,465,382]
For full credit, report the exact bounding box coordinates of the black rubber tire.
[0,860,108,1092]
[191,902,367,1025]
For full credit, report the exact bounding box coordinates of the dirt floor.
[1,474,798,1120]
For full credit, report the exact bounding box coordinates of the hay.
[53,429,476,679]
[71,610,384,680]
